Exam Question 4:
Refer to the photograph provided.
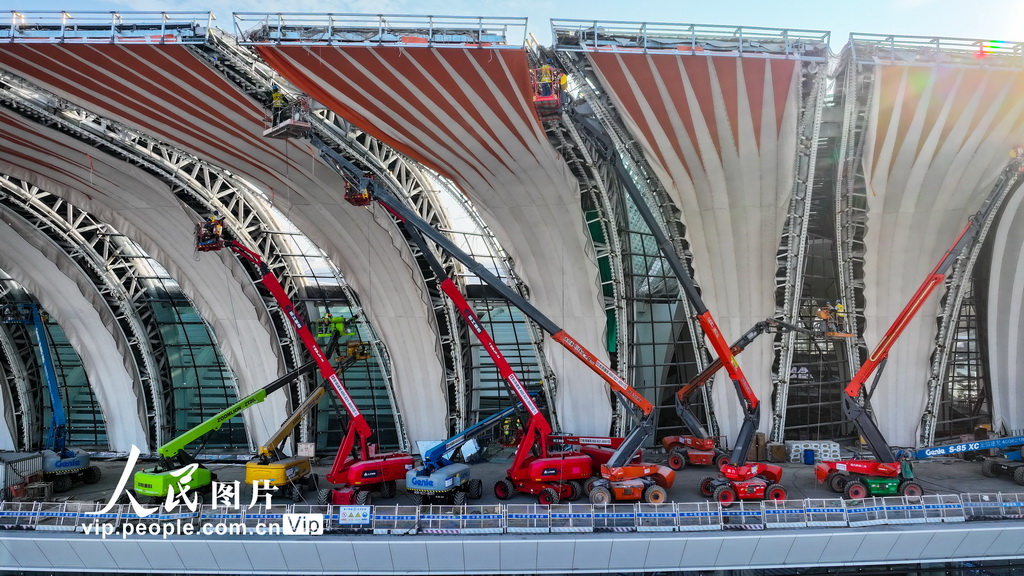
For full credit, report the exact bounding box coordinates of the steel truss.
[0,66,398,450]
[921,161,1022,444]
[0,286,41,449]
[0,171,163,450]
[217,16,565,437]
[769,61,829,442]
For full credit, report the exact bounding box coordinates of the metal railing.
[233,13,526,47]
[3,491,1020,536]
[552,19,829,59]
[4,11,213,43]
[848,33,1024,68]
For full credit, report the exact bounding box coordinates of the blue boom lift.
[1,303,101,492]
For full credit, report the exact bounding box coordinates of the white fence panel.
[372,504,418,534]
[549,503,593,533]
[846,496,886,527]
[804,498,847,527]
[922,494,965,523]
[763,499,807,529]
[879,496,927,524]
[720,501,763,530]
[636,503,676,531]
[592,504,635,532]
[505,504,549,533]
[675,500,722,531]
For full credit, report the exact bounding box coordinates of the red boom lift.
[313,137,673,504]
[604,154,788,504]
[407,227,620,504]
[815,152,1024,499]
[195,223,414,505]
[663,318,814,471]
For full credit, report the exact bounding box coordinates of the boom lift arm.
[133,356,321,499]
[843,217,994,465]
[245,338,363,501]
[310,136,670,502]
[198,233,412,504]
[404,225,598,504]
[313,137,653,467]
[1,303,101,491]
[254,340,358,465]
[816,150,1024,499]
[154,359,320,469]
[665,318,815,469]
[607,155,763,468]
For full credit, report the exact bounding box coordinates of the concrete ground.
[47,447,1024,508]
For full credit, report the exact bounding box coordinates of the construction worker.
[834,300,846,331]
[270,84,285,125]
[537,61,554,97]
[816,302,836,334]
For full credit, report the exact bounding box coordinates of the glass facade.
[149,297,244,451]
[934,285,991,441]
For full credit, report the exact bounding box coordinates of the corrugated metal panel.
[0,452,42,497]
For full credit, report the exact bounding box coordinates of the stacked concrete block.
[784,440,842,463]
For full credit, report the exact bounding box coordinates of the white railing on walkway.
[1,492,1021,536]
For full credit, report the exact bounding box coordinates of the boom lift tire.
[494,478,515,500]
[713,484,736,507]
[582,477,599,497]
[379,479,397,499]
[668,449,686,471]
[84,466,102,484]
[52,475,73,493]
[538,487,560,505]
[982,459,999,477]
[1014,467,1024,486]
[714,453,730,467]
[290,484,303,502]
[411,493,424,506]
[765,484,788,501]
[566,480,582,501]
[354,490,371,505]
[305,473,319,490]
[898,481,923,497]
[453,491,467,506]
[317,488,331,506]
[827,471,848,492]
[643,484,668,504]
[467,478,484,500]
[589,486,612,505]
[698,476,716,498]
[844,480,868,500]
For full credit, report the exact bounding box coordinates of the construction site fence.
[1,492,1017,535]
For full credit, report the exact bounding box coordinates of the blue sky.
[14,0,1024,48]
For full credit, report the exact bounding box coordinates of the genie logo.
[923,448,944,457]
[410,476,434,488]
[53,459,82,468]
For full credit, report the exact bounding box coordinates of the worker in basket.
[318,311,358,340]
[196,215,224,249]
[344,180,371,206]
